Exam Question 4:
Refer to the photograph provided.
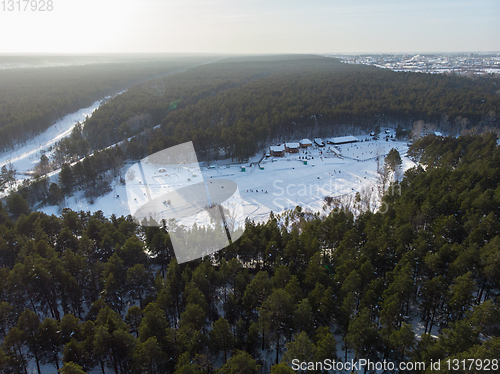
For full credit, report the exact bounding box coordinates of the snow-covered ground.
[0,92,125,182]
[40,133,415,224]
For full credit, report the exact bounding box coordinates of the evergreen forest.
[0,134,499,373]
[0,54,217,151]
[76,55,500,163]
[10,55,500,210]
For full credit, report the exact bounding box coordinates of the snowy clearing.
[40,133,415,225]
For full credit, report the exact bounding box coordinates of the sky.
[1,0,499,54]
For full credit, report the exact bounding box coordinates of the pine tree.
[17,309,42,374]
[218,350,260,374]
[38,318,63,372]
[209,317,234,364]
[282,331,316,369]
[6,193,30,219]
[59,163,74,194]
[258,289,294,364]
[59,361,87,374]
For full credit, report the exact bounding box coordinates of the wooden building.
[299,138,313,148]
[269,145,285,157]
[285,142,300,153]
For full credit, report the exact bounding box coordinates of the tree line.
[77,55,500,163]
[0,55,216,152]
[0,134,499,373]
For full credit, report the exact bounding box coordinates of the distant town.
[329,52,500,75]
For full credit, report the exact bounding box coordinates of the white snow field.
[0,84,414,226]
[125,141,246,263]
[40,132,415,224]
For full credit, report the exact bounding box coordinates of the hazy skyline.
[1,0,499,54]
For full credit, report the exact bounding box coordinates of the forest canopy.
[0,55,218,151]
[76,55,500,162]
[10,55,500,224]
[1,55,500,372]
[0,134,499,373]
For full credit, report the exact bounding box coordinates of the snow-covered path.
[0,96,116,178]
[0,56,226,182]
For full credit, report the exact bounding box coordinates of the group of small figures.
[247,189,268,194]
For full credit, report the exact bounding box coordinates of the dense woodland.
[1,56,500,373]
[10,54,500,210]
[0,134,499,373]
[15,55,500,209]
[73,55,500,164]
[0,55,216,151]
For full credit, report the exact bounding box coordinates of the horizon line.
[1,51,499,57]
